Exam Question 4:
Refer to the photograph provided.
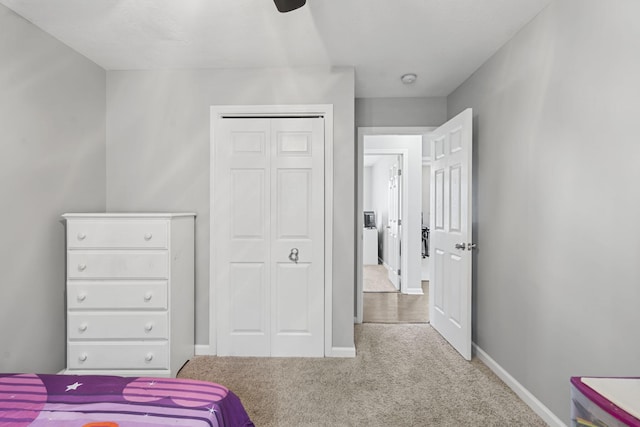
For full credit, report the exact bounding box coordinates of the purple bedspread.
[0,373,254,427]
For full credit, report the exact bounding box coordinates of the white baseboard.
[328,346,356,358]
[195,344,356,358]
[473,343,566,427]
[404,288,424,295]
[195,344,214,356]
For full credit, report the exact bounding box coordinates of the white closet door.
[270,118,324,357]
[215,117,324,357]
[215,118,271,356]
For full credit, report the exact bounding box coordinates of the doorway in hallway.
[363,281,429,323]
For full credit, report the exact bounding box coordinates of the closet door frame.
[209,104,334,357]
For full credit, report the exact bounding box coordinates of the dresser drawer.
[67,220,168,249]
[68,342,169,370]
[68,251,168,279]
[68,312,168,340]
[67,281,168,310]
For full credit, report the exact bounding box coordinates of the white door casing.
[356,128,434,324]
[213,116,325,357]
[429,108,473,360]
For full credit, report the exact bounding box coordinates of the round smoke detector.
[401,73,417,84]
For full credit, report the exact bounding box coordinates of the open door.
[429,108,474,360]
[387,156,402,290]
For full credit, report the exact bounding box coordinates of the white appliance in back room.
[363,211,378,265]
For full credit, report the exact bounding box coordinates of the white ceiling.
[0,0,552,98]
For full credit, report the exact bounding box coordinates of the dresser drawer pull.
[78,323,88,332]
[77,293,87,302]
[144,322,154,332]
[77,232,87,241]
[79,353,88,362]
[145,353,154,362]
[77,264,87,272]
[144,233,153,241]
[144,292,153,302]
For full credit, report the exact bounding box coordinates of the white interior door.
[214,117,324,357]
[270,118,324,357]
[429,108,473,360]
[387,157,401,289]
[215,118,270,356]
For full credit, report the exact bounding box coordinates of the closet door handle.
[288,248,299,263]
[454,243,466,250]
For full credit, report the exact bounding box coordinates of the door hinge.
[398,219,402,226]
[398,269,401,276]
[397,169,402,176]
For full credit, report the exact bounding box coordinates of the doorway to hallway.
[363,280,429,323]
[357,127,435,325]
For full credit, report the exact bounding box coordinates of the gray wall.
[105,67,355,349]
[356,97,446,127]
[0,5,106,373]
[448,0,640,422]
[363,166,373,212]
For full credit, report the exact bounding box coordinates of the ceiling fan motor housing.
[274,0,307,13]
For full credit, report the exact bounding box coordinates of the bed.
[0,373,254,426]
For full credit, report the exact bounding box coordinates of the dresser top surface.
[62,213,196,219]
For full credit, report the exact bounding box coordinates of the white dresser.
[62,213,195,377]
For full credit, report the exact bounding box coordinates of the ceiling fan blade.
[273,0,306,13]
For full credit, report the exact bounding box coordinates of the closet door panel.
[215,119,270,357]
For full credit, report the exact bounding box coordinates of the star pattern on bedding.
[66,381,83,391]
[0,374,252,426]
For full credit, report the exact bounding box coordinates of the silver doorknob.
[454,243,466,250]
[289,248,299,263]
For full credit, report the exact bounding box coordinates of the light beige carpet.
[363,264,397,292]
[179,324,547,426]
